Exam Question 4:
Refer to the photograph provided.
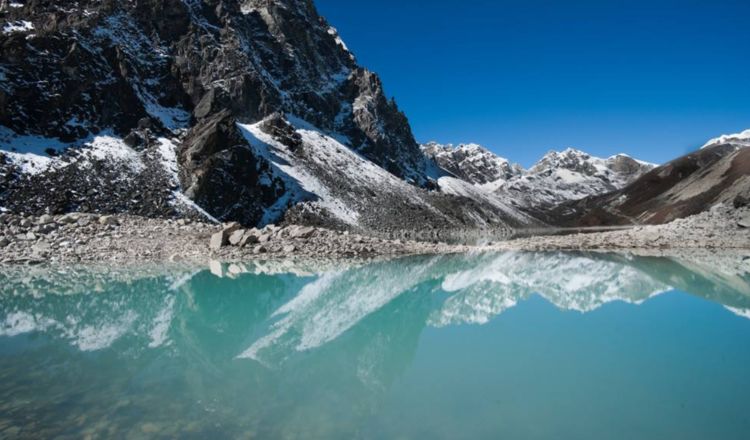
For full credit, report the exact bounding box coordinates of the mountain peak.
[702,129,750,149]
[421,142,522,186]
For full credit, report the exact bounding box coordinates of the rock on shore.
[0,212,468,265]
[0,204,747,266]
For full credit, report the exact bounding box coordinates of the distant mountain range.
[549,134,750,226]
[423,143,655,214]
[0,0,747,231]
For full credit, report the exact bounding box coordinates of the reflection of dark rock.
[2,251,750,437]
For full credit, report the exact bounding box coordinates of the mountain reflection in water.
[1,251,749,439]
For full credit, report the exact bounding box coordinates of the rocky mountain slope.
[549,138,750,226]
[423,142,655,213]
[0,0,537,231]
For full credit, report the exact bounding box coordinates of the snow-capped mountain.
[497,148,656,211]
[550,138,750,226]
[423,142,655,212]
[0,0,535,230]
[421,142,524,187]
[702,129,750,149]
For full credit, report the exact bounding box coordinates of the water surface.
[1,251,749,439]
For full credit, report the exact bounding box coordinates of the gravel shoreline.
[0,205,747,266]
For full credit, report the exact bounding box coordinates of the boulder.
[738,213,750,228]
[734,195,750,209]
[289,225,316,239]
[222,222,243,235]
[209,260,224,277]
[239,230,260,247]
[58,213,81,224]
[0,237,9,247]
[99,215,119,226]
[37,214,54,225]
[283,244,296,253]
[228,229,245,246]
[209,231,226,250]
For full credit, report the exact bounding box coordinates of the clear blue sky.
[316,0,750,167]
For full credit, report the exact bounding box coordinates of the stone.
[228,263,245,276]
[738,213,750,228]
[58,213,81,224]
[38,223,57,234]
[0,237,9,247]
[254,245,268,254]
[32,241,51,255]
[209,260,224,277]
[289,226,315,239]
[734,195,750,209]
[228,229,245,245]
[258,233,272,243]
[37,214,54,225]
[222,222,243,235]
[99,215,119,226]
[209,231,226,250]
[239,230,259,247]
[283,244,296,253]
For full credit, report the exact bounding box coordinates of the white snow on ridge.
[492,147,655,209]
[702,129,750,149]
[609,152,657,167]
[0,126,70,155]
[0,128,142,175]
[2,20,33,34]
[327,26,351,54]
[2,151,54,175]
[238,120,361,226]
[436,176,536,225]
[80,135,145,173]
[424,142,654,210]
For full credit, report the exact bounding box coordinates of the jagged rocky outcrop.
[421,142,523,186]
[0,0,458,229]
[549,141,750,226]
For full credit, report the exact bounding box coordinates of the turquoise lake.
[1,251,750,439]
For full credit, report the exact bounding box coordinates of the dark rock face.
[0,0,434,224]
[178,111,286,222]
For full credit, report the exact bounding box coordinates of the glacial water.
[1,252,750,439]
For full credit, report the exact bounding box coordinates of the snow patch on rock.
[2,20,33,34]
[702,129,750,149]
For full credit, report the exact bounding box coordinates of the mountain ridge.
[422,141,656,213]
